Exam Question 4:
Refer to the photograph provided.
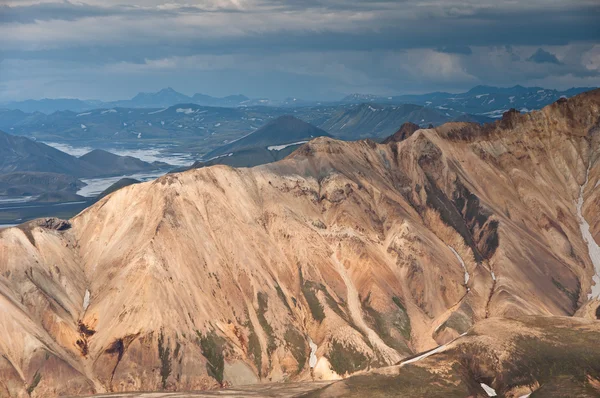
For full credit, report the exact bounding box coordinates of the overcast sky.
[1,0,599,101]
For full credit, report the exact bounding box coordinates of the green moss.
[256,292,277,354]
[392,296,412,340]
[435,311,471,336]
[246,318,262,378]
[301,280,326,322]
[197,330,225,385]
[284,328,308,372]
[327,339,368,376]
[27,371,42,395]
[275,284,293,314]
[551,277,580,310]
[304,363,474,398]
[157,330,172,390]
[361,297,412,355]
[456,320,600,395]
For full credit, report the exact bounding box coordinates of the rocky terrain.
[1,89,600,397]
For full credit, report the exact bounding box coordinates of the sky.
[1,0,599,101]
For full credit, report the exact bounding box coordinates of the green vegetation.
[304,364,472,398]
[300,274,348,323]
[245,316,263,378]
[435,311,471,336]
[312,220,327,229]
[362,296,412,355]
[157,330,172,389]
[284,328,308,372]
[551,277,580,310]
[392,296,412,340]
[256,292,277,354]
[327,339,368,376]
[301,280,326,322]
[27,371,42,395]
[456,319,600,395]
[275,284,293,314]
[197,330,225,385]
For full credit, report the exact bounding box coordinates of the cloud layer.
[1,0,599,101]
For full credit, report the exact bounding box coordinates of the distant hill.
[321,103,450,139]
[2,98,95,114]
[125,87,193,108]
[79,149,168,175]
[0,129,101,177]
[0,172,84,196]
[0,129,168,178]
[205,115,331,159]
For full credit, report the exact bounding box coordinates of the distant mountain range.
[1,85,595,115]
[0,102,462,156]
[0,88,255,114]
[340,85,597,118]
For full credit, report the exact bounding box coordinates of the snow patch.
[577,166,600,299]
[176,108,195,114]
[148,108,167,115]
[76,112,92,117]
[80,124,87,129]
[448,246,469,285]
[267,141,308,151]
[83,289,90,311]
[400,333,466,366]
[308,337,318,368]
[480,383,497,397]
[101,109,117,114]
[206,153,234,161]
[475,94,489,98]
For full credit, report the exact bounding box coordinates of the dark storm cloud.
[528,48,561,64]
[0,0,599,101]
[437,46,473,55]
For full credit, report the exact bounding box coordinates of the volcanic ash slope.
[1,90,600,396]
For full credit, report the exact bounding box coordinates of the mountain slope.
[0,129,101,177]
[205,115,331,158]
[343,85,597,120]
[320,103,451,139]
[79,149,168,175]
[0,90,599,396]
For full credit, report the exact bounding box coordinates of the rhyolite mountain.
[1,90,600,397]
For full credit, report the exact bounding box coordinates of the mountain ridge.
[0,90,599,396]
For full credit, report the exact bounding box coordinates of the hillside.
[0,172,84,196]
[79,149,168,175]
[320,103,452,139]
[0,90,600,396]
[0,129,169,178]
[205,115,331,159]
